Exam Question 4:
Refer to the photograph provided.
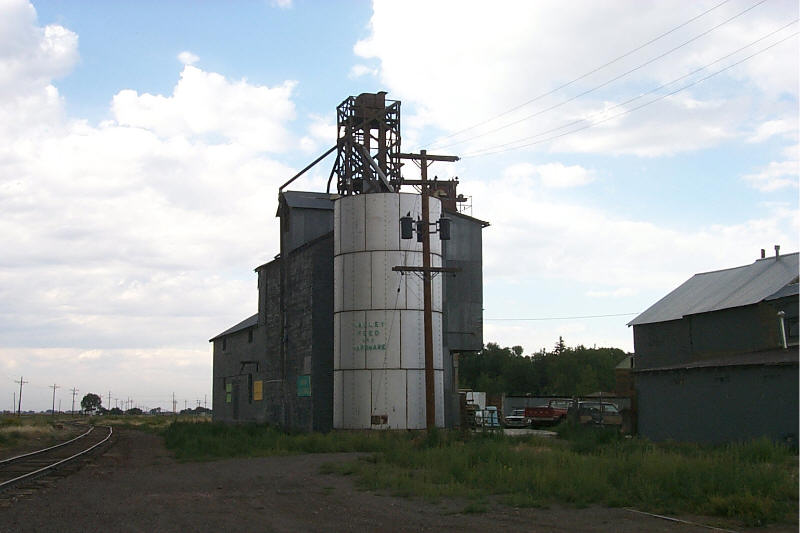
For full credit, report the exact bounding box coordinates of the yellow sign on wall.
[253,380,263,401]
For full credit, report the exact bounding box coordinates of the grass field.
[162,422,798,527]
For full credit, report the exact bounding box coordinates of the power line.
[431,0,770,151]
[463,21,799,157]
[422,0,737,148]
[485,312,639,321]
[464,29,799,158]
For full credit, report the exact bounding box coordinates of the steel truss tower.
[330,91,402,195]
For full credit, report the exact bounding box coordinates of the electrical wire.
[420,0,740,149]
[485,312,640,321]
[463,29,799,158]
[430,0,770,151]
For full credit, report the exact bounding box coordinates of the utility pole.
[71,387,79,415]
[172,392,176,415]
[395,150,460,430]
[49,384,59,416]
[15,376,28,416]
[108,391,111,410]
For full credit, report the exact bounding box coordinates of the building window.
[225,380,232,404]
[248,374,253,404]
[222,337,227,351]
[253,380,263,401]
[248,328,253,343]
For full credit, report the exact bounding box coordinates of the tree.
[459,339,627,396]
[80,393,102,413]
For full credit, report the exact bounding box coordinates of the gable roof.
[277,191,337,215]
[209,313,258,342]
[629,253,798,326]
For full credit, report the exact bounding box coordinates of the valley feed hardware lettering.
[354,321,386,351]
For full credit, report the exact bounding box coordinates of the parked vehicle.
[475,406,501,428]
[503,408,531,428]
[577,401,622,426]
[526,399,573,426]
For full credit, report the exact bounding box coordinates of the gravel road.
[0,429,790,533]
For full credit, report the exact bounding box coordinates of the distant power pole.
[15,376,28,416]
[108,391,111,409]
[49,384,59,416]
[172,392,176,414]
[71,387,79,415]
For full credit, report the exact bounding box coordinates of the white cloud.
[111,66,298,151]
[536,163,595,188]
[742,160,799,192]
[348,64,377,79]
[299,113,336,153]
[177,50,199,65]
[0,0,78,97]
[747,118,797,143]
[270,0,293,8]
[0,2,307,409]
[586,288,635,299]
[356,0,797,156]
[470,168,799,289]
[501,161,594,188]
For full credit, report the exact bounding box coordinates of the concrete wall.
[636,364,799,444]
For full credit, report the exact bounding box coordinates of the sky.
[1,0,797,412]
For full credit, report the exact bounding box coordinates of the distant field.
[163,422,798,528]
[0,413,208,452]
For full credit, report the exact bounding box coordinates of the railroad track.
[0,425,113,495]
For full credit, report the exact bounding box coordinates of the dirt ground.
[0,429,793,533]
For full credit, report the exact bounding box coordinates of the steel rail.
[0,425,113,490]
[0,426,94,466]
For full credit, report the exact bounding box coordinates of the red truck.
[525,399,573,426]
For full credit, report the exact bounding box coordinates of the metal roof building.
[629,252,798,326]
[631,251,798,444]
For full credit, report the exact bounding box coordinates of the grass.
[161,422,798,527]
[163,421,400,461]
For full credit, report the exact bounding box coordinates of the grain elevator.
[211,92,487,431]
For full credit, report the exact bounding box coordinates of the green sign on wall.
[297,375,311,397]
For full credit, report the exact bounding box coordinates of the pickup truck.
[503,408,531,428]
[577,401,622,427]
[525,399,573,426]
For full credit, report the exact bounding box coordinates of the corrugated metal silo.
[333,192,444,429]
